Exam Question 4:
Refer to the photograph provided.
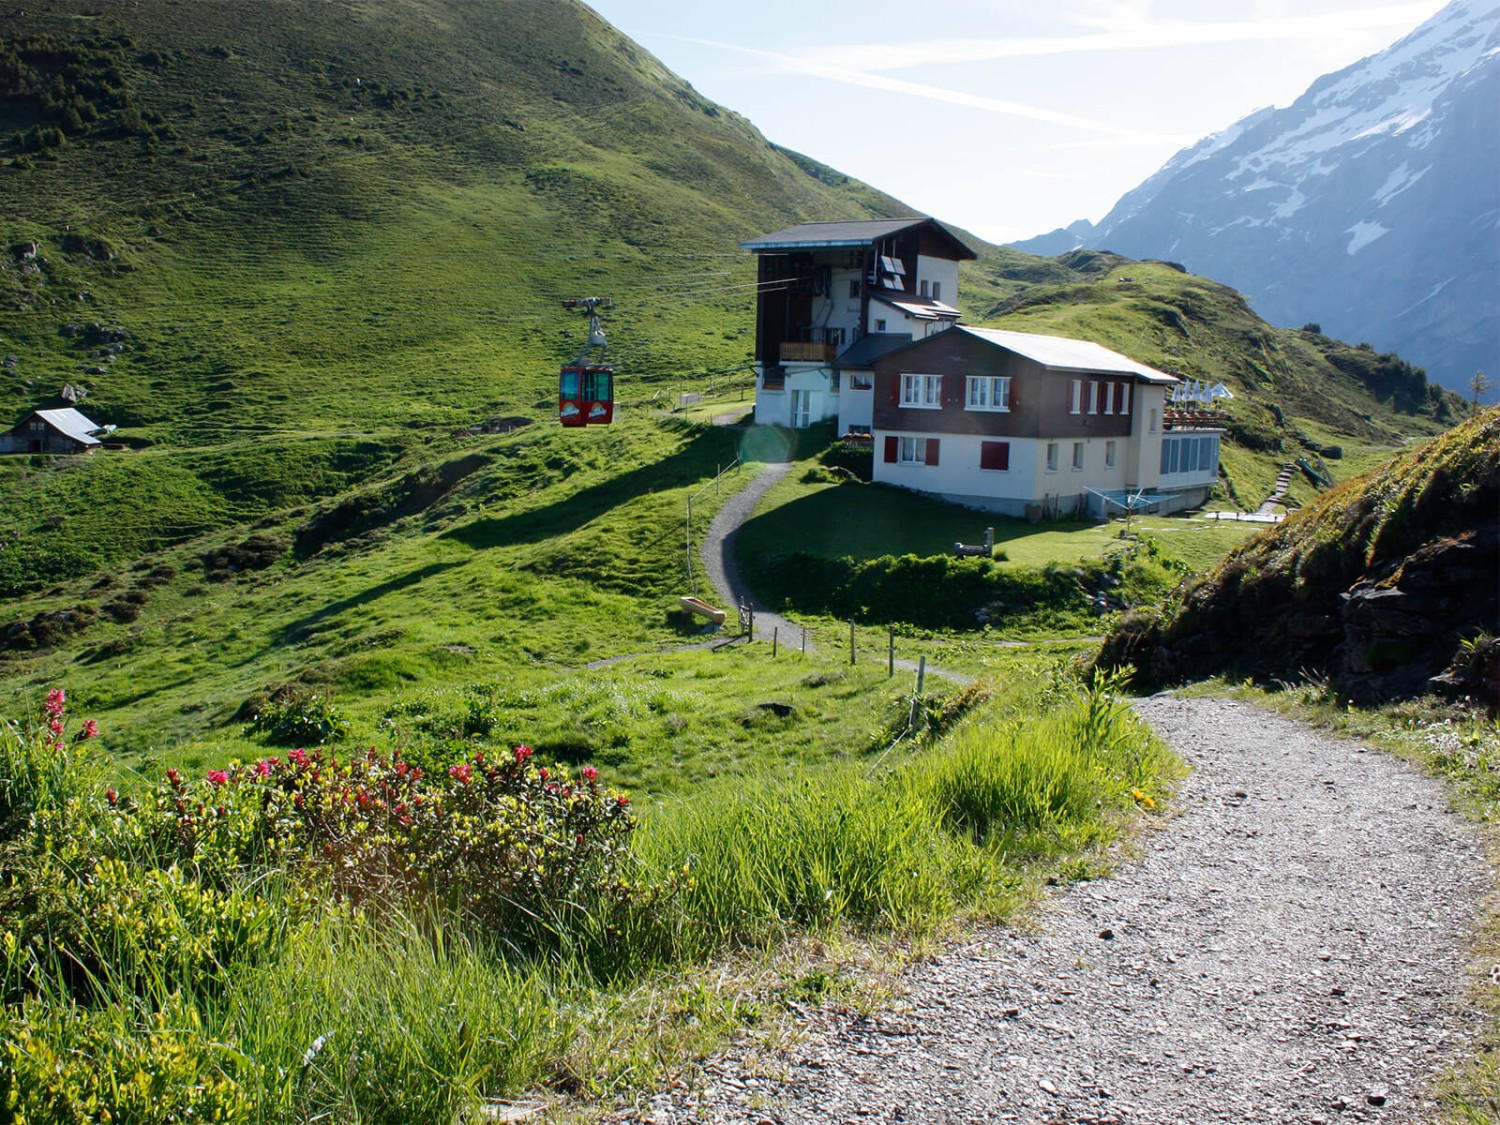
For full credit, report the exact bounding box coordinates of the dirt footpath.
[641,695,1490,1124]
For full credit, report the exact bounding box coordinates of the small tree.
[1469,370,1493,414]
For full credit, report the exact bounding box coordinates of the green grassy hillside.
[0,0,1468,763]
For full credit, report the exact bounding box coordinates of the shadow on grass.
[443,426,743,551]
[278,561,464,644]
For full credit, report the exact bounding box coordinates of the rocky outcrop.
[1096,411,1499,707]
[1339,526,1498,702]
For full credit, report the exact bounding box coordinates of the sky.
[583,0,1450,245]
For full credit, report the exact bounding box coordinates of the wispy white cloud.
[781,4,1444,72]
[673,37,1196,142]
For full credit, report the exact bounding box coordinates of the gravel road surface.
[639,695,1489,1124]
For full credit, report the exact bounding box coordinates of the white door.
[791,390,811,428]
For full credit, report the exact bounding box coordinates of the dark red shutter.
[884,435,898,463]
[1009,380,1018,410]
[925,437,940,466]
[887,374,901,407]
[981,441,1010,471]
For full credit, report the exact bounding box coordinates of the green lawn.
[737,470,1266,573]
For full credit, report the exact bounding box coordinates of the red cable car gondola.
[559,298,614,427]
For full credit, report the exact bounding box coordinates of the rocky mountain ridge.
[1012,1,1500,395]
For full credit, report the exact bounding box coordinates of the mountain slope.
[0,0,1468,760]
[1012,1,1500,394]
[0,0,912,444]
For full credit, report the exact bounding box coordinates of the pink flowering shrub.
[146,742,658,947]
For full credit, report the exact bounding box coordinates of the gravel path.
[641,695,1490,1124]
[699,460,807,647]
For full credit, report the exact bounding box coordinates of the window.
[1158,436,1222,476]
[1070,380,1082,414]
[1101,381,1113,415]
[1149,408,1158,433]
[965,375,1011,412]
[1072,441,1085,471]
[848,279,860,299]
[824,327,846,348]
[885,436,938,465]
[980,441,1010,471]
[1104,440,1117,468]
[1086,381,1098,415]
[919,279,930,297]
[1114,382,1128,414]
[900,373,942,408]
[874,318,887,332]
[850,374,873,391]
[932,281,941,301]
[1045,442,1059,472]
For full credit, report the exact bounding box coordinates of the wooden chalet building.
[742,218,1224,518]
[740,217,976,433]
[0,408,104,455]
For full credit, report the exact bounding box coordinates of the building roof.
[833,333,915,369]
[871,290,961,322]
[952,326,1177,384]
[740,217,976,259]
[31,408,103,444]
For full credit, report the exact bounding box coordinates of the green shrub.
[245,688,350,745]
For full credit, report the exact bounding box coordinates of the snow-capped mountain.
[1012,1,1499,394]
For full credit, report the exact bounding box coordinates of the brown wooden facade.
[871,330,1138,439]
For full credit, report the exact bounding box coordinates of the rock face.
[1011,1,1500,395]
[1095,411,1500,706]
[1339,526,1499,702]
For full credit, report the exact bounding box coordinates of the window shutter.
[884,436,898,463]
[1009,380,1018,411]
[925,437,940,466]
[980,441,1010,471]
[888,375,901,407]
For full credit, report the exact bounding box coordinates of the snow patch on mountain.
[1345,221,1390,255]
[1374,162,1430,206]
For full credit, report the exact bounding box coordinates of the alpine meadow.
[0,1,1493,1121]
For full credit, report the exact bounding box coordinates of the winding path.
[640,695,1489,1124]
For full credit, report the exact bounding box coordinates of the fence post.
[849,620,856,665]
[916,655,926,698]
[749,606,755,641]
[801,627,807,654]
[772,626,778,657]
[888,627,895,677]
[685,496,693,582]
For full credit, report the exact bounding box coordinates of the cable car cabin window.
[560,369,581,398]
[582,369,612,402]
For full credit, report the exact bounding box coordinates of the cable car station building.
[742,217,975,435]
[740,217,1222,518]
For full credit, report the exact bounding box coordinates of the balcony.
[1163,408,1229,431]
[779,341,837,364]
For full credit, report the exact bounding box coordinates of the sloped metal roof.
[954,326,1177,383]
[871,290,961,321]
[32,408,103,444]
[833,333,915,369]
[740,217,976,258]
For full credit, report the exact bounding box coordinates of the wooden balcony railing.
[779,341,837,364]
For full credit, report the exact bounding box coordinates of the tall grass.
[0,673,1178,1120]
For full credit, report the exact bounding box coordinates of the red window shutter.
[884,435,898,463]
[981,441,1010,471]
[888,375,901,406]
[1009,380,1018,410]
[925,437,940,466]
[1114,382,1124,413]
